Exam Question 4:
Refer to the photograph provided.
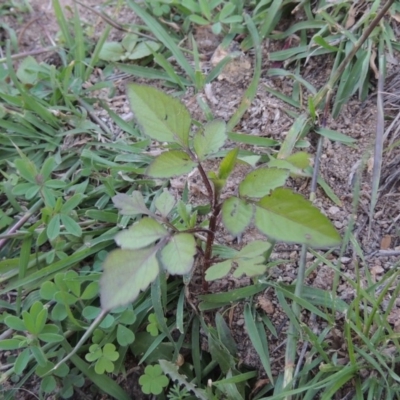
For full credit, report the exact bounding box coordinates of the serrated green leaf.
[219,148,239,179]
[155,190,176,217]
[160,234,196,274]
[239,168,289,198]
[100,247,159,310]
[255,188,341,248]
[115,218,168,250]
[222,197,254,236]
[237,240,271,258]
[146,150,197,178]
[112,192,150,216]
[193,119,227,161]
[205,260,232,281]
[233,256,267,278]
[127,83,191,146]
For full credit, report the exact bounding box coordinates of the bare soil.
[2,0,400,399]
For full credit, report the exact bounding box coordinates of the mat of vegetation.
[1,0,400,399]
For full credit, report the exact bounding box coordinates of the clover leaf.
[139,364,169,395]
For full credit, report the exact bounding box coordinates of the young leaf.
[126,83,191,147]
[100,247,160,310]
[236,240,272,258]
[155,190,176,217]
[254,188,341,248]
[219,148,239,179]
[146,151,197,178]
[239,168,289,198]
[193,120,227,161]
[205,260,232,281]
[233,256,267,278]
[285,152,311,169]
[115,218,168,250]
[222,197,254,236]
[112,192,150,216]
[160,234,196,275]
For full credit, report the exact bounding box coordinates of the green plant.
[139,364,170,395]
[99,82,340,309]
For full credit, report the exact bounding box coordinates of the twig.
[0,200,43,251]
[0,47,57,64]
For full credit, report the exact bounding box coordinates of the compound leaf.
[193,120,227,161]
[237,240,272,258]
[147,150,197,178]
[127,83,191,146]
[233,256,267,278]
[155,190,176,217]
[115,218,168,250]
[205,260,232,281]
[239,168,289,198]
[113,192,150,216]
[222,197,254,236]
[160,233,196,275]
[100,247,160,310]
[255,188,341,248]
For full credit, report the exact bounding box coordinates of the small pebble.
[334,221,342,229]
[328,206,340,216]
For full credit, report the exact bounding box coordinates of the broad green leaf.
[98,42,125,61]
[285,152,311,169]
[233,256,267,278]
[155,190,176,217]
[15,348,31,375]
[239,168,289,198]
[100,247,160,310]
[160,234,196,275]
[267,157,310,177]
[219,148,239,179]
[255,188,341,248]
[112,191,150,216]
[16,56,39,84]
[115,218,168,250]
[193,120,227,161]
[146,151,197,178]
[117,324,135,346]
[237,240,271,258]
[222,197,254,236]
[205,260,232,281]
[128,41,160,60]
[121,33,138,52]
[127,83,191,146]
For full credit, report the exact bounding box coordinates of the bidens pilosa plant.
[100,83,341,311]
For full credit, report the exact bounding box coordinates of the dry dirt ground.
[2,0,400,399]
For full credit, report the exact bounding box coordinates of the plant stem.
[196,163,220,291]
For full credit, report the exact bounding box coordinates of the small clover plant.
[99,83,341,313]
[139,364,170,395]
[85,343,120,374]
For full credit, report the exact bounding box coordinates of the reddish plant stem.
[196,162,220,291]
